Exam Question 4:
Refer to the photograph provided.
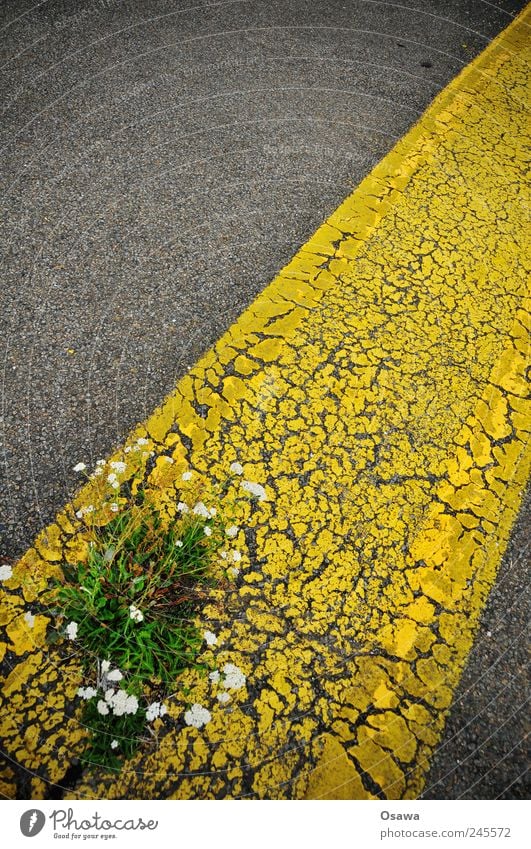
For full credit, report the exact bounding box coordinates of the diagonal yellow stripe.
[1,8,529,800]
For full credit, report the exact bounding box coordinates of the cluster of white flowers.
[107,473,120,490]
[65,621,78,640]
[0,564,13,581]
[75,504,95,519]
[209,662,246,695]
[184,703,211,728]
[73,462,87,473]
[24,611,35,628]
[241,480,267,501]
[125,437,150,454]
[225,525,239,538]
[109,460,127,474]
[106,668,123,682]
[217,691,231,704]
[177,501,189,514]
[110,502,119,513]
[77,686,98,700]
[230,462,244,475]
[203,526,212,537]
[192,501,210,519]
[129,604,144,623]
[222,663,246,690]
[182,471,193,481]
[146,701,168,722]
[204,630,217,646]
[97,689,139,717]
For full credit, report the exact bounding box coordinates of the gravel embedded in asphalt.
[0,0,528,800]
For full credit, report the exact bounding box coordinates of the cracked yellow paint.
[1,9,529,801]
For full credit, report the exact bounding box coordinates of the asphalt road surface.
[0,0,528,800]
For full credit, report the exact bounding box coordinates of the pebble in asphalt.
[0,0,528,800]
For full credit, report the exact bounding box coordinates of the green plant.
[55,494,223,688]
[45,450,260,770]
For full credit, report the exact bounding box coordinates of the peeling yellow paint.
[1,8,529,801]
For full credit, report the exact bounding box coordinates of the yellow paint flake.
[2,8,530,801]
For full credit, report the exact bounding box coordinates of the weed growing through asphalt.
[57,490,223,686]
[44,442,261,770]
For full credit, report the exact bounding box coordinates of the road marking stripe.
[1,8,529,800]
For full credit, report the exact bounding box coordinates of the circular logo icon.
[20,810,46,837]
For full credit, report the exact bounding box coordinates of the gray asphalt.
[0,0,528,800]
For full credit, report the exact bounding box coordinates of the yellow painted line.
[1,9,529,800]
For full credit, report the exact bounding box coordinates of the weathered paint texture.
[0,9,529,800]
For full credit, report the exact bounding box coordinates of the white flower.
[230,462,244,475]
[73,462,86,472]
[217,692,231,704]
[204,630,217,646]
[182,471,193,481]
[85,504,94,514]
[241,480,267,501]
[209,507,217,516]
[193,501,210,519]
[129,604,144,623]
[111,481,119,490]
[110,502,119,513]
[203,526,212,537]
[116,692,138,716]
[75,510,84,519]
[222,663,246,690]
[177,502,189,514]
[77,686,97,700]
[93,466,103,476]
[175,540,183,548]
[228,567,240,578]
[96,700,109,716]
[231,550,242,562]
[106,669,123,682]
[101,660,111,674]
[107,473,117,484]
[220,551,227,560]
[209,670,220,684]
[110,461,126,474]
[163,456,174,464]
[0,564,13,581]
[103,688,139,716]
[137,437,149,445]
[24,611,35,628]
[124,446,131,453]
[65,621,78,640]
[110,740,119,749]
[184,703,211,729]
[146,701,167,722]
[96,459,106,467]
[226,525,239,538]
